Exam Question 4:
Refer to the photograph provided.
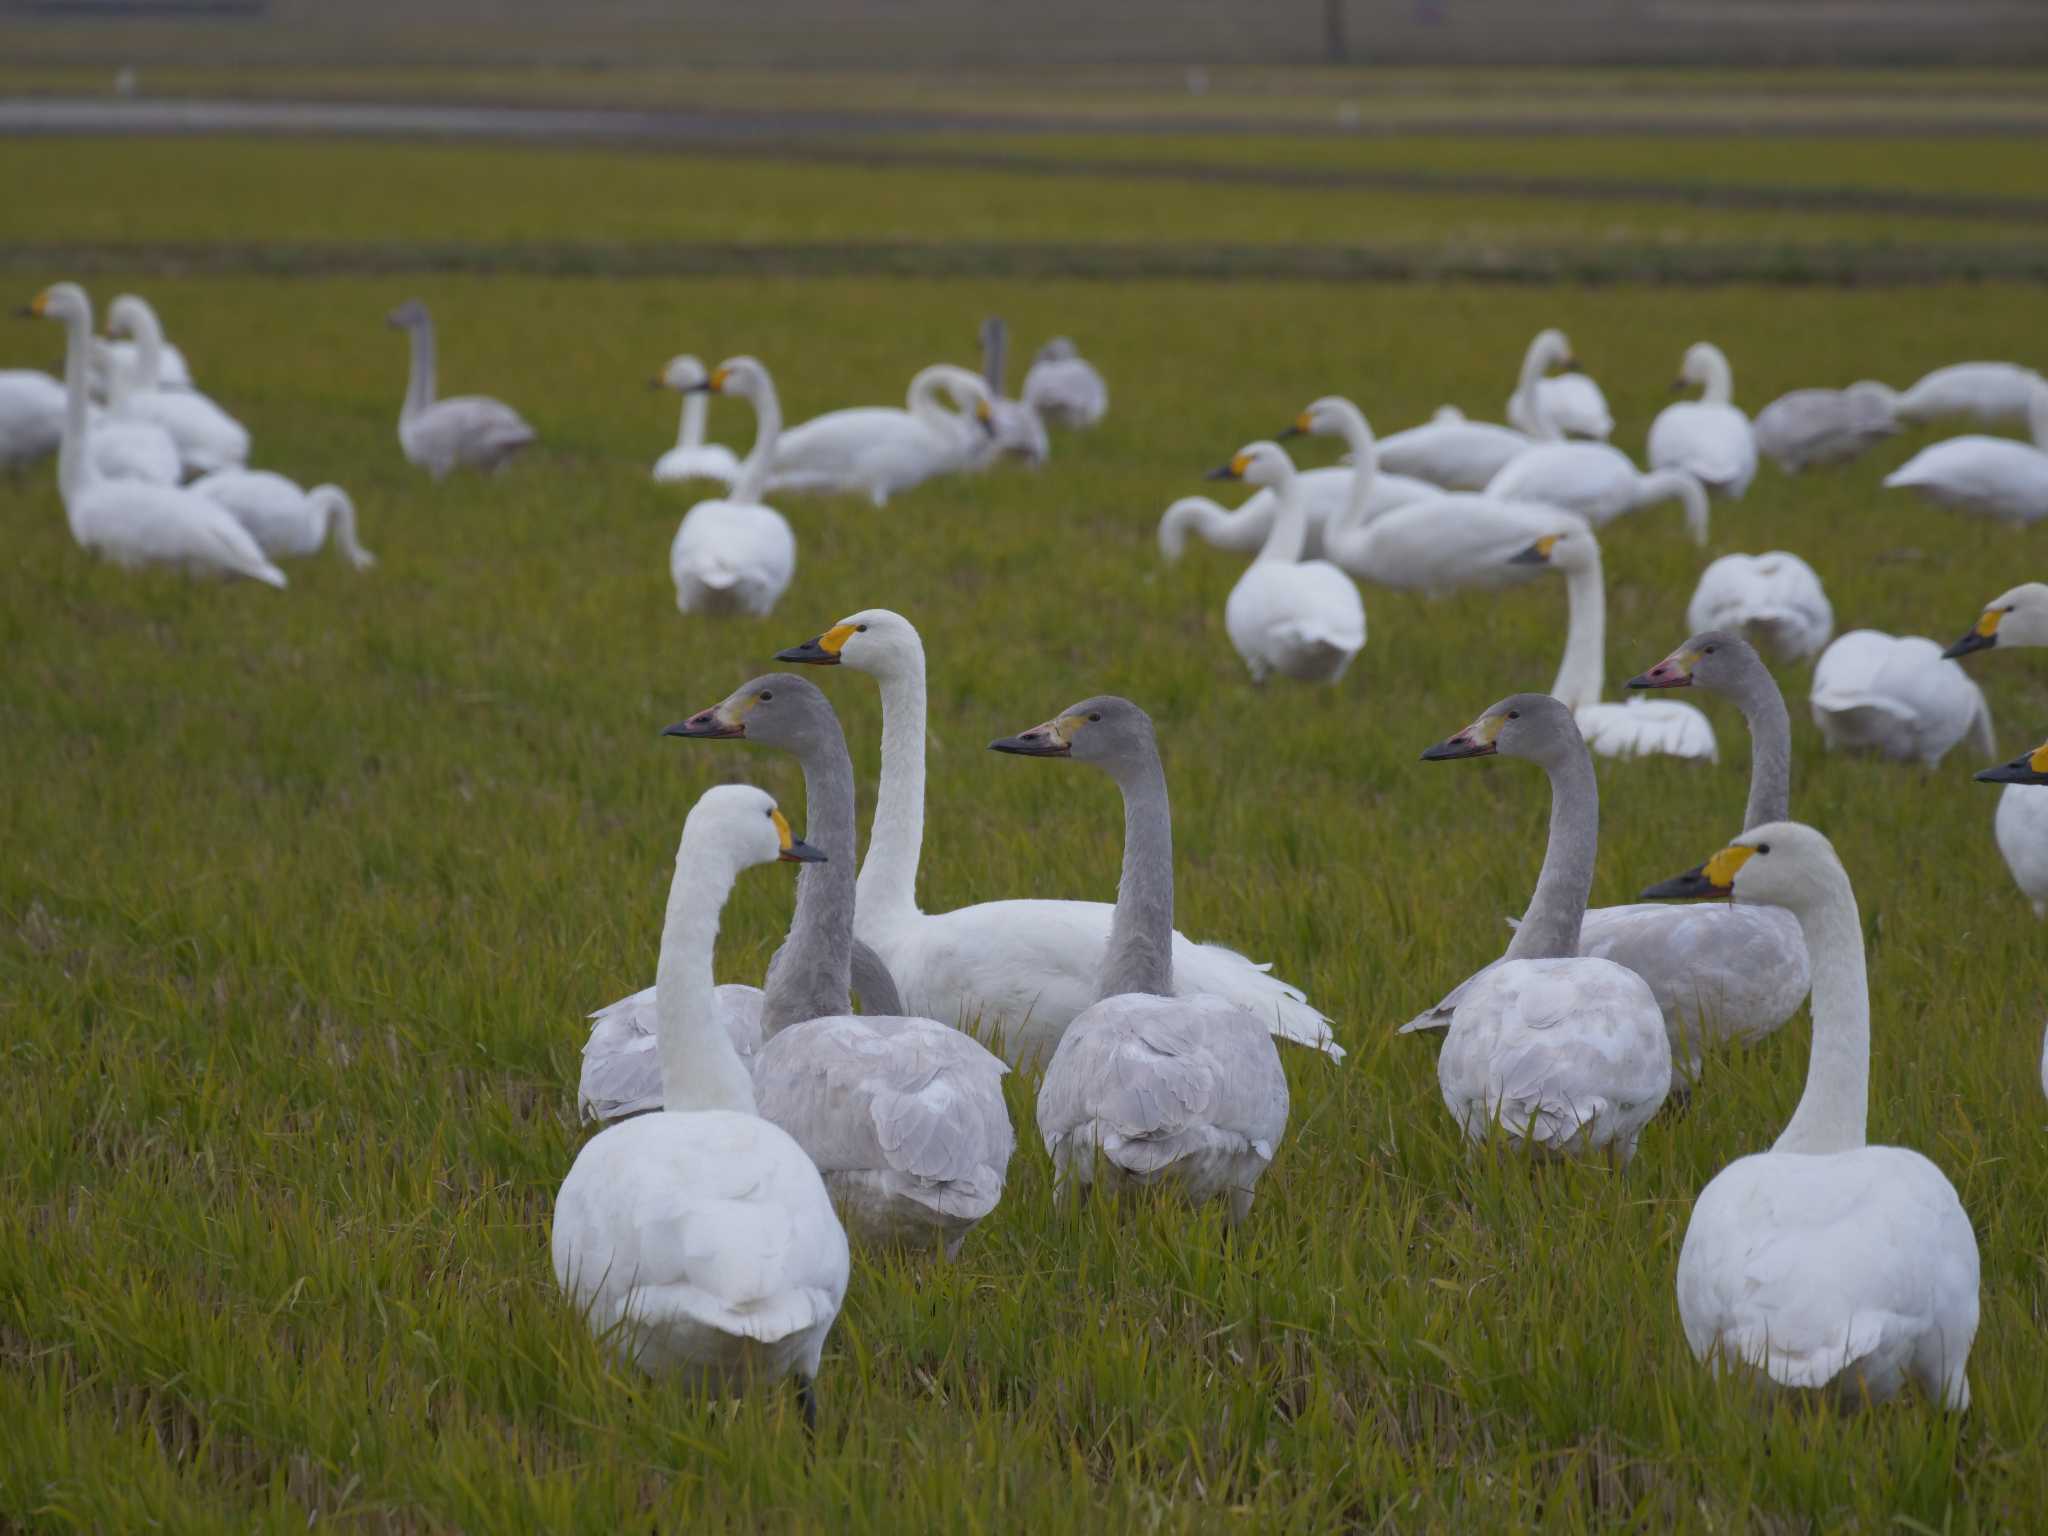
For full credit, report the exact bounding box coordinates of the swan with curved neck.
[1488,376,1711,546]
[992,696,1288,1222]
[1648,341,1757,500]
[103,294,249,476]
[385,297,536,479]
[1643,823,1979,1408]
[765,364,996,507]
[552,784,849,1408]
[663,355,796,616]
[650,353,740,486]
[774,609,1341,1064]
[192,469,375,570]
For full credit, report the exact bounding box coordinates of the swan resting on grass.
[668,356,797,617]
[649,353,742,486]
[386,298,536,479]
[1809,630,1993,770]
[1685,551,1834,666]
[192,470,374,569]
[1648,342,1757,500]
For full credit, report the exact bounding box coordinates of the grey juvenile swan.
[386,298,535,479]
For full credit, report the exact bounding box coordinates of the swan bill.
[1943,609,2002,659]
[776,622,857,666]
[663,703,745,739]
[1642,844,1753,901]
[1276,410,1312,440]
[1421,712,1506,761]
[1974,743,2048,785]
[771,808,827,864]
[1628,645,1701,690]
[989,714,1079,758]
[1203,450,1252,483]
[1509,535,1560,566]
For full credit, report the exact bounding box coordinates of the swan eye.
[1506,710,1519,720]
[759,691,772,701]
[855,624,868,633]
[1703,646,1716,655]
[1088,712,1102,722]
[1755,843,1771,855]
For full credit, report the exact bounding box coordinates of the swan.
[79,370,182,485]
[91,336,192,397]
[581,677,907,1125]
[24,284,285,588]
[992,696,1287,1222]
[668,356,797,617]
[977,317,1050,466]
[386,298,536,479]
[774,609,1342,1065]
[1512,526,1718,761]
[552,784,848,1418]
[649,353,741,486]
[1976,747,2048,919]
[1487,424,1710,546]
[1882,378,2048,527]
[1685,550,1834,665]
[1643,824,1979,1409]
[1868,361,2044,428]
[1202,441,1365,684]
[103,295,248,475]
[191,470,374,569]
[1403,694,1672,1165]
[1510,369,1614,442]
[766,364,995,507]
[1944,582,2048,659]
[1648,343,1757,500]
[0,368,65,472]
[1020,336,1107,430]
[1376,331,1575,489]
[1750,383,1898,473]
[1809,630,1993,769]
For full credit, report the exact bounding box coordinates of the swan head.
[18,282,89,325]
[1640,822,1844,913]
[693,355,771,402]
[1280,396,1368,443]
[104,293,158,342]
[775,608,920,676]
[1975,739,2048,787]
[1945,582,2048,657]
[1673,341,1728,395]
[1528,328,1579,375]
[990,695,1154,771]
[386,298,429,331]
[1034,336,1079,364]
[1421,692,1578,768]
[682,783,825,872]
[1506,521,1598,575]
[664,673,839,756]
[1629,629,1760,694]
[652,353,708,393]
[1204,441,1293,490]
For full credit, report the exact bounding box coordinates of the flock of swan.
[8,278,2047,1429]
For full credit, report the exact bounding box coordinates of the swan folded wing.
[578,983,765,1122]
[1575,903,1808,1053]
[1574,698,1717,763]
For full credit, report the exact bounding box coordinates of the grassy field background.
[4,82,2048,1532]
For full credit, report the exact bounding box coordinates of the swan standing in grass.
[1809,630,1993,769]
[1376,330,1577,490]
[192,470,374,569]
[992,697,1287,1223]
[648,353,740,486]
[978,317,1050,466]
[775,609,1342,1065]
[1944,583,2048,660]
[1868,361,2044,428]
[1203,442,1366,685]
[1404,695,1672,1165]
[1750,384,1898,474]
[552,785,848,1418]
[668,356,797,617]
[24,284,285,588]
[385,298,536,479]
[1644,825,1979,1409]
[0,368,66,473]
[1487,417,1711,546]
[1685,550,1834,665]
[766,364,996,507]
[1975,746,2048,919]
[1882,378,2048,527]
[1510,527,1718,761]
[1020,336,1107,430]
[1649,342,1757,500]
[103,295,248,476]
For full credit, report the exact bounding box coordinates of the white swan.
[775,609,1342,1065]
[1871,361,2044,428]
[0,368,65,472]
[1377,331,1576,489]
[26,284,285,588]
[669,356,797,617]
[1944,582,2048,659]
[1487,422,1710,546]
[1648,342,1757,500]
[649,353,740,486]
[103,295,249,476]
[80,369,182,485]
[1644,824,1979,1409]
[1810,630,1993,769]
[1883,378,2048,527]
[978,317,1050,465]
[1685,550,1835,664]
[1404,694,1672,1165]
[552,785,848,1415]
[1750,383,1897,473]
[1203,441,1365,684]
[386,298,536,479]
[766,364,995,507]
[1976,742,2048,918]
[192,470,373,568]
[995,698,1288,1222]
[1510,370,1613,442]
[91,336,192,397]
[1020,336,1106,430]
[1512,526,1718,762]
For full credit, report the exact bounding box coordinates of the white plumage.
[670,356,797,617]
[766,364,993,507]
[650,353,741,486]
[1686,551,1835,664]
[103,294,250,476]
[191,469,374,568]
[1486,443,1709,545]
[1750,384,1897,473]
[1375,409,1530,490]
[0,369,66,472]
[578,983,764,1123]
[1510,370,1613,442]
[1648,342,1757,499]
[1883,360,2044,427]
[1210,441,1365,685]
[1993,784,2048,919]
[1882,380,2048,526]
[1810,630,1993,769]
[1156,467,1436,566]
[1020,336,1107,429]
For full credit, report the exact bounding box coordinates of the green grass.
[3,266,2046,1531]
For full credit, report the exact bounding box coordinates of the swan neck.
[655,839,759,1116]
[732,375,782,504]
[1730,667,1793,829]
[1099,740,1175,999]
[1328,407,1382,543]
[316,488,368,564]
[761,733,859,1035]
[1699,353,1733,405]
[1772,873,1868,1154]
[859,649,928,933]
[678,389,708,450]
[1255,468,1308,565]
[1504,745,1598,961]
[1515,340,1559,440]
[1639,468,1709,544]
[127,302,165,391]
[402,318,436,422]
[1549,551,1606,714]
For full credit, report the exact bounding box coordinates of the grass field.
[4,104,2048,1531]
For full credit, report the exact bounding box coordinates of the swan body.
[1994,784,2048,918]
[191,469,374,567]
[994,697,1289,1222]
[1751,384,1897,473]
[1810,630,1993,769]
[1649,342,1757,499]
[86,411,182,486]
[1944,582,2048,659]
[103,295,248,475]
[27,284,285,588]
[1510,370,1613,442]
[1886,361,2044,427]
[775,610,1341,1066]
[1488,444,1709,545]
[387,298,535,479]
[651,353,741,486]
[553,785,847,1397]
[1686,552,1834,665]
[1882,382,2048,525]
[1020,336,1107,429]
[92,337,192,396]
[670,357,796,617]
[1207,441,1365,684]
[1646,824,1978,1409]
[1376,415,1529,489]
[767,364,994,506]
[1327,493,1590,596]
[1155,468,1436,565]
[0,369,66,471]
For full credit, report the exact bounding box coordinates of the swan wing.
[1686,551,1834,663]
[1020,356,1107,428]
[1575,698,1718,763]
[1647,403,1756,496]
